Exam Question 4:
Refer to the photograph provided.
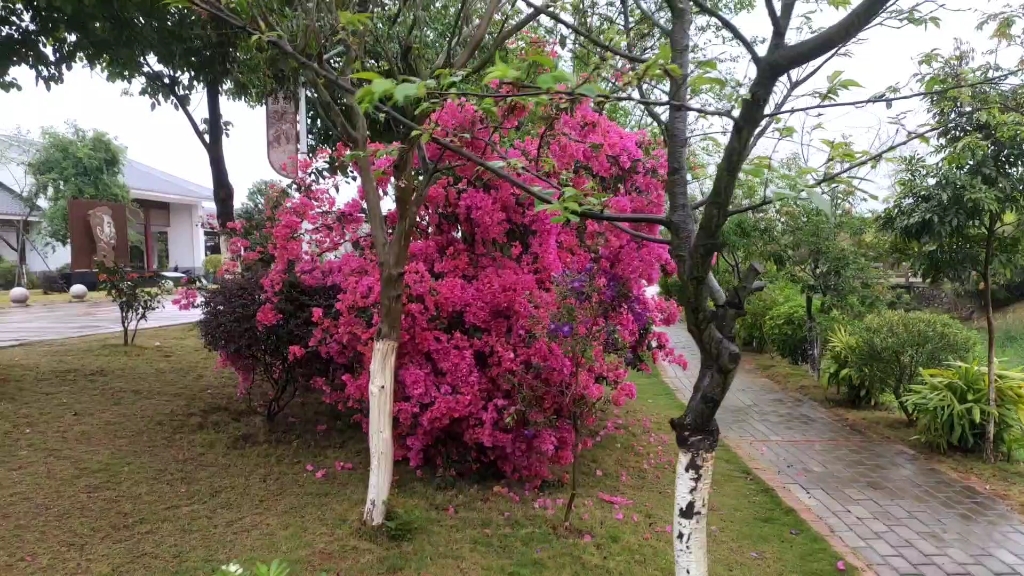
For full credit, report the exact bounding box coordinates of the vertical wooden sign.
[266,93,299,179]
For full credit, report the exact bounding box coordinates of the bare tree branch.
[468,2,548,74]
[452,0,502,69]
[765,0,781,32]
[810,125,940,187]
[691,0,759,64]
[768,70,1020,117]
[727,198,773,216]
[770,0,894,72]
[634,0,670,34]
[520,0,649,64]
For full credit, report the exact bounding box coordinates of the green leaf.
[526,53,556,69]
[392,81,424,104]
[536,69,574,90]
[576,83,601,97]
[690,75,727,91]
[742,165,766,179]
[827,70,842,84]
[351,71,382,81]
[805,188,832,214]
[483,56,520,83]
[370,78,396,96]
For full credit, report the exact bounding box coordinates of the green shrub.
[762,296,811,364]
[823,310,977,416]
[822,324,876,406]
[203,254,224,277]
[736,281,802,353]
[905,362,1024,456]
[0,259,16,289]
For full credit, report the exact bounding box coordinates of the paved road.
[0,300,201,347]
[661,324,1024,576]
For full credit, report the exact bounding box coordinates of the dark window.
[205,231,221,256]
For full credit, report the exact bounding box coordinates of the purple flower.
[548,321,574,338]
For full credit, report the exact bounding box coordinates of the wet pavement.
[0,300,201,347]
[661,324,1024,576]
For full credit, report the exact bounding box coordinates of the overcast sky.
[0,0,1008,206]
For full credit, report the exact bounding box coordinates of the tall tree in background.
[26,123,130,246]
[10,0,291,229]
[0,1,78,92]
[881,51,1024,463]
[189,0,1010,571]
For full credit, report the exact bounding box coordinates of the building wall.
[168,202,204,270]
[0,220,71,272]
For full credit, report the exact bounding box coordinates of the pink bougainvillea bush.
[227,99,683,483]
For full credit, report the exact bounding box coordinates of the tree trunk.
[363,259,406,526]
[983,217,997,464]
[205,80,235,230]
[669,332,734,576]
[364,337,397,525]
[673,445,715,576]
[805,293,820,380]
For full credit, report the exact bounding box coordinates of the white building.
[0,134,215,274]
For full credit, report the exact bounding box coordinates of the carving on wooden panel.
[88,206,117,266]
[266,93,298,179]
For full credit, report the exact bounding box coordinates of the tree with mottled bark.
[188,0,1009,570]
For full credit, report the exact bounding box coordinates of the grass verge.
[749,352,1024,514]
[0,326,851,575]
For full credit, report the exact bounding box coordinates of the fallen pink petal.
[836,560,846,571]
[597,492,634,507]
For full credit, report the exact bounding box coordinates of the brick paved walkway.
[660,324,1024,576]
[0,300,201,347]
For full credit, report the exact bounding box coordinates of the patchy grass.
[0,289,109,308]
[966,301,1024,368]
[750,352,1024,514]
[0,327,851,575]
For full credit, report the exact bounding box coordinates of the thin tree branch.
[611,221,671,244]
[633,0,670,34]
[142,61,210,153]
[520,0,649,64]
[452,0,502,69]
[691,0,759,64]
[468,2,548,74]
[428,87,735,118]
[769,70,1020,117]
[727,198,773,216]
[810,125,940,187]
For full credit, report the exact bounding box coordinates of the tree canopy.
[26,123,131,246]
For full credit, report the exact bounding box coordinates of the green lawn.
[0,326,852,575]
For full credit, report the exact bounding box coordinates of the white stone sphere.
[69,284,89,301]
[9,286,30,305]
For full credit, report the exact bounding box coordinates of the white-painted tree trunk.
[363,339,398,526]
[674,449,715,576]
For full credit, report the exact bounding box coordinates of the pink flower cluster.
[241,100,682,483]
